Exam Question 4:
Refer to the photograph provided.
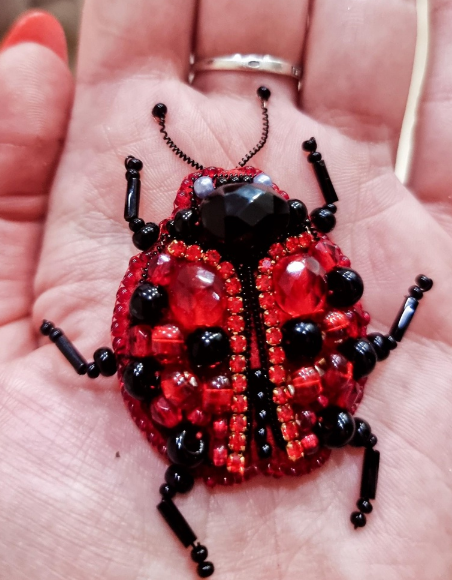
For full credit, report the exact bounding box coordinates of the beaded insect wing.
[41,87,433,579]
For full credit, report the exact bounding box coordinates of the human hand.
[1,2,451,579]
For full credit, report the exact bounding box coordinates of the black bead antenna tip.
[152,102,168,119]
[257,86,271,101]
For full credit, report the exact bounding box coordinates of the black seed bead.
[254,390,267,411]
[173,208,199,241]
[350,418,372,447]
[187,327,230,366]
[307,151,322,163]
[367,332,390,361]
[367,434,378,448]
[310,207,335,233]
[416,274,433,292]
[129,283,168,325]
[159,483,176,499]
[40,320,53,336]
[258,443,273,459]
[152,103,167,119]
[87,362,100,379]
[126,168,140,179]
[257,86,271,100]
[165,464,195,494]
[357,498,373,514]
[197,562,215,578]
[339,338,377,380]
[167,426,208,468]
[93,347,117,376]
[409,285,423,300]
[315,406,356,448]
[302,137,317,152]
[282,318,323,362]
[255,426,267,442]
[351,511,367,528]
[123,359,160,401]
[191,544,208,563]
[324,203,337,214]
[125,156,143,171]
[129,217,145,232]
[133,222,160,251]
[326,268,364,308]
[166,219,176,236]
[257,408,268,423]
[386,335,398,351]
[288,199,308,234]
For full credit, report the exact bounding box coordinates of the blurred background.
[0,0,429,181]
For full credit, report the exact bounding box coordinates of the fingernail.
[0,10,68,63]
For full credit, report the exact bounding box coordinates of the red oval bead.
[291,366,322,405]
[129,324,153,358]
[151,324,184,363]
[202,375,233,414]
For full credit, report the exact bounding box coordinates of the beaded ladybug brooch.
[41,87,433,578]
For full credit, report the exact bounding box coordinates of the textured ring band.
[191,54,303,80]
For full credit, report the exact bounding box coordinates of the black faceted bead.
[173,208,199,241]
[281,318,323,362]
[351,511,366,528]
[93,347,117,376]
[133,222,160,251]
[152,103,167,119]
[159,483,176,499]
[357,498,373,514]
[409,285,423,300]
[123,359,159,401]
[165,464,194,494]
[288,199,308,234]
[326,268,364,308]
[257,86,271,100]
[197,562,215,578]
[416,274,433,292]
[87,362,100,379]
[367,332,391,361]
[311,207,336,233]
[302,137,317,152]
[258,443,273,459]
[167,426,208,468]
[350,418,372,447]
[125,156,143,171]
[129,283,168,325]
[200,182,290,258]
[129,217,145,232]
[340,338,377,380]
[191,544,208,563]
[315,406,356,448]
[187,327,230,366]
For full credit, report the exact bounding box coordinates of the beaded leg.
[40,321,117,379]
[158,465,214,578]
[349,418,380,528]
[123,156,160,251]
[302,137,338,234]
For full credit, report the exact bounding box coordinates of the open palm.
[1,1,452,579]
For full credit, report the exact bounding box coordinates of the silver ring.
[191,54,302,80]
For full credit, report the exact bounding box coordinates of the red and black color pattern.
[40,88,433,578]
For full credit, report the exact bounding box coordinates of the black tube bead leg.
[40,320,116,379]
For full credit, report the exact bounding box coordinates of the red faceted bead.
[167,239,186,257]
[269,365,286,384]
[150,395,183,428]
[281,421,299,441]
[269,346,285,364]
[266,328,282,345]
[229,432,246,452]
[204,249,221,266]
[277,404,294,423]
[321,310,351,344]
[229,414,247,432]
[301,433,320,456]
[311,239,342,271]
[202,375,233,414]
[168,262,226,331]
[129,324,153,357]
[298,410,317,432]
[230,355,246,373]
[273,386,291,405]
[227,315,245,333]
[264,309,281,327]
[147,252,174,287]
[317,352,353,399]
[161,369,199,408]
[259,292,276,309]
[218,261,235,279]
[285,237,302,253]
[291,366,322,405]
[286,439,304,461]
[225,277,241,295]
[187,407,211,426]
[258,257,274,274]
[213,417,229,438]
[213,444,228,467]
[227,296,243,313]
[232,374,247,393]
[185,244,203,261]
[226,452,245,475]
[256,275,273,292]
[231,334,247,353]
[268,242,286,259]
[231,395,248,413]
[298,232,313,249]
[151,324,184,363]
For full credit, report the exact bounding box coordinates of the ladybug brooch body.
[40,88,433,578]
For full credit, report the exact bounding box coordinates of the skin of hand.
[0,2,451,579]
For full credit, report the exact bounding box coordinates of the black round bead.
[40,320,53,336]
[302,137,317,152]
[357,498,373,514]
[310,207,336,233]
[409,285,423,300]
[165,464,194,494]
[281,318,323,362]
[315,406,356,448]
[257,86,271,100]
[191,544,208,563]
[416,274,433,292]
[129,283,168,325]
[367,332,390,361]
[187,327,230,366]
[173,208,199,241]
[123,359,159,401]
[159,483,176,499]
[200,182,290,259]
[258,443,273,459]
[349,418,372,447]
[197,561,214,578]
[132,222,160,251]
[129,217,145,232]
[125,156,143,171]
[152,103,167,119]
[87,362,100,379]
[367,434,378,448]
[93,348,117,376]
[324,203,337,214]
[288,199,308,234]
[386,335,398,351]
[307,151,322,163]
[255,426,267,442]
[340,338,377,380]
[326,267,364,308]
[167,426,208,468]
[351,511,367,528]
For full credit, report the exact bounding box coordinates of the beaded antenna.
[41,87,433,578]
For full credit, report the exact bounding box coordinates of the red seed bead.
[227,296,243,313]
[217,261,235,279]
[167,239,186,257]
[273,386,291,405]
[256,275,273,292]
[213,444,228,467]
[229,432,247,452]
[185,244,203,261]
[263,309,281,327]
[291,366,322,405]
[301,433,320,456]
[269,346,285,365]
[277,404,294,423]
[202,375,233,414]
[269,365,286,384]
[281,421,300,441]
[129,324,153,357]
[259,292,276,309]
[204,249,221,266]
[231,395,248,413]
[268,242,286,259]
[225,278,241,295]
[232,374,247,393]
[229,414,247,432]
[266,328,282,345]
[151,324,184,363]
[226,452,245,475]
[112,336,126,354]
[227,315,245,333]
[286,439,304,461]
[230,355,246,373]
[231,334,247,353]
[150,395,183,428]
[213,418,229,439]
[258,257,274,274]
[161,369,199,408]
[186,407,211,426]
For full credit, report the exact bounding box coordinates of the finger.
[77,0,197,83]
[193,0,309,102]
[0,12,73,360]
[408,0,452,230]
[301,0,417,160]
